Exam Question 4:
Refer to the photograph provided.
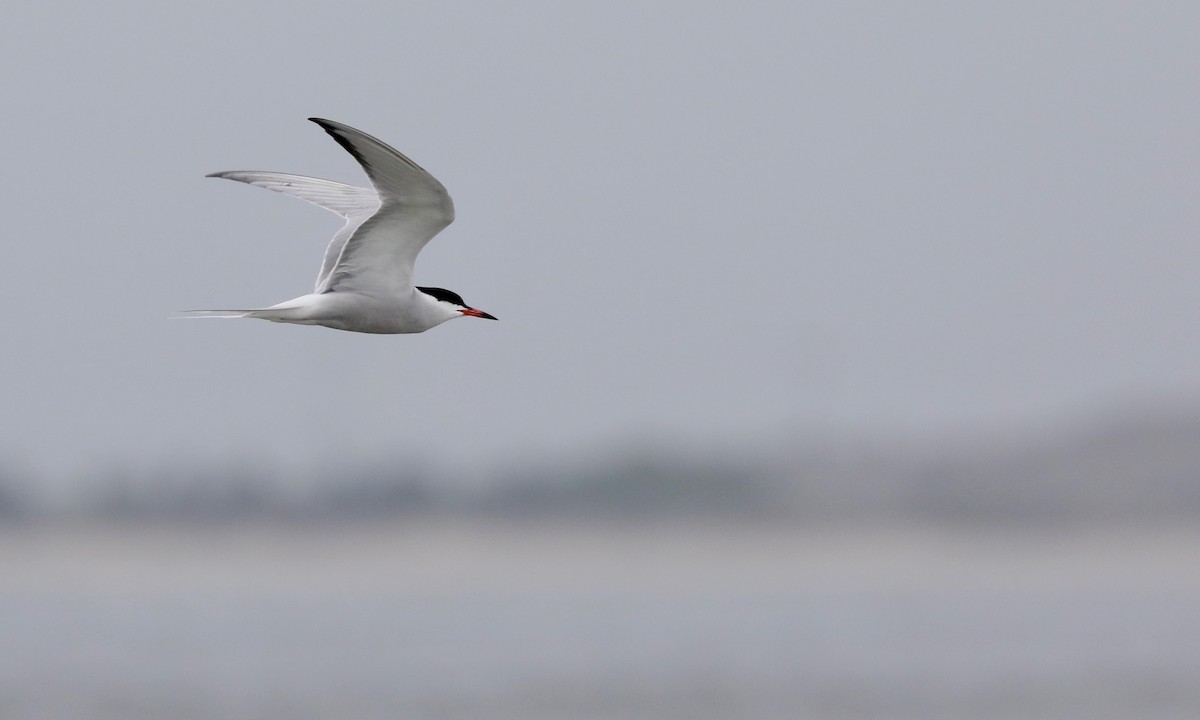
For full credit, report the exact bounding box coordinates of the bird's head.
[417,286,498,322]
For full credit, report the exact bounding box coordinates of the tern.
[183,118,497,334]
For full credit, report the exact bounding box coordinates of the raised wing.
[206,171,378,218]
[206,171,381,291]
[308,118,455,294]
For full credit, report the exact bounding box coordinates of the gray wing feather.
[206,171,378,218]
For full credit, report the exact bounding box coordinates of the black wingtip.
[308,118,367,166]
[308,118,341,138]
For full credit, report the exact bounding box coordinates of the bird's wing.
[206,171,381,291]
[308,118,455,295]
[205,171,378,218]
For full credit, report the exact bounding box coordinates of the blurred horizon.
[3,398,1199,525]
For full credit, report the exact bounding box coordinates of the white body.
[186,118,491,334]
[243,289,461,335]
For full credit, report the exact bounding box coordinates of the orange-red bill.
[459,308,498,320]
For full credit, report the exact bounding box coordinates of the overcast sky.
[2,2,1198,486]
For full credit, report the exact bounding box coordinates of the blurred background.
[2,2,1199,718]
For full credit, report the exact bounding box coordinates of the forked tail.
[172,309,256,319]
[173,302,314,323]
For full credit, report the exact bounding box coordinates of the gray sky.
[2,2,1198,485]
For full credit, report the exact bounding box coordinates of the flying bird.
[183,118,496,334]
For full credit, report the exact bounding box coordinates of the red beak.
[459,307,498,320]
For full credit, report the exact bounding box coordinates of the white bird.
[183,118,497,334]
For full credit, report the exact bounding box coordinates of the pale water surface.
[1,521,1196,719]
